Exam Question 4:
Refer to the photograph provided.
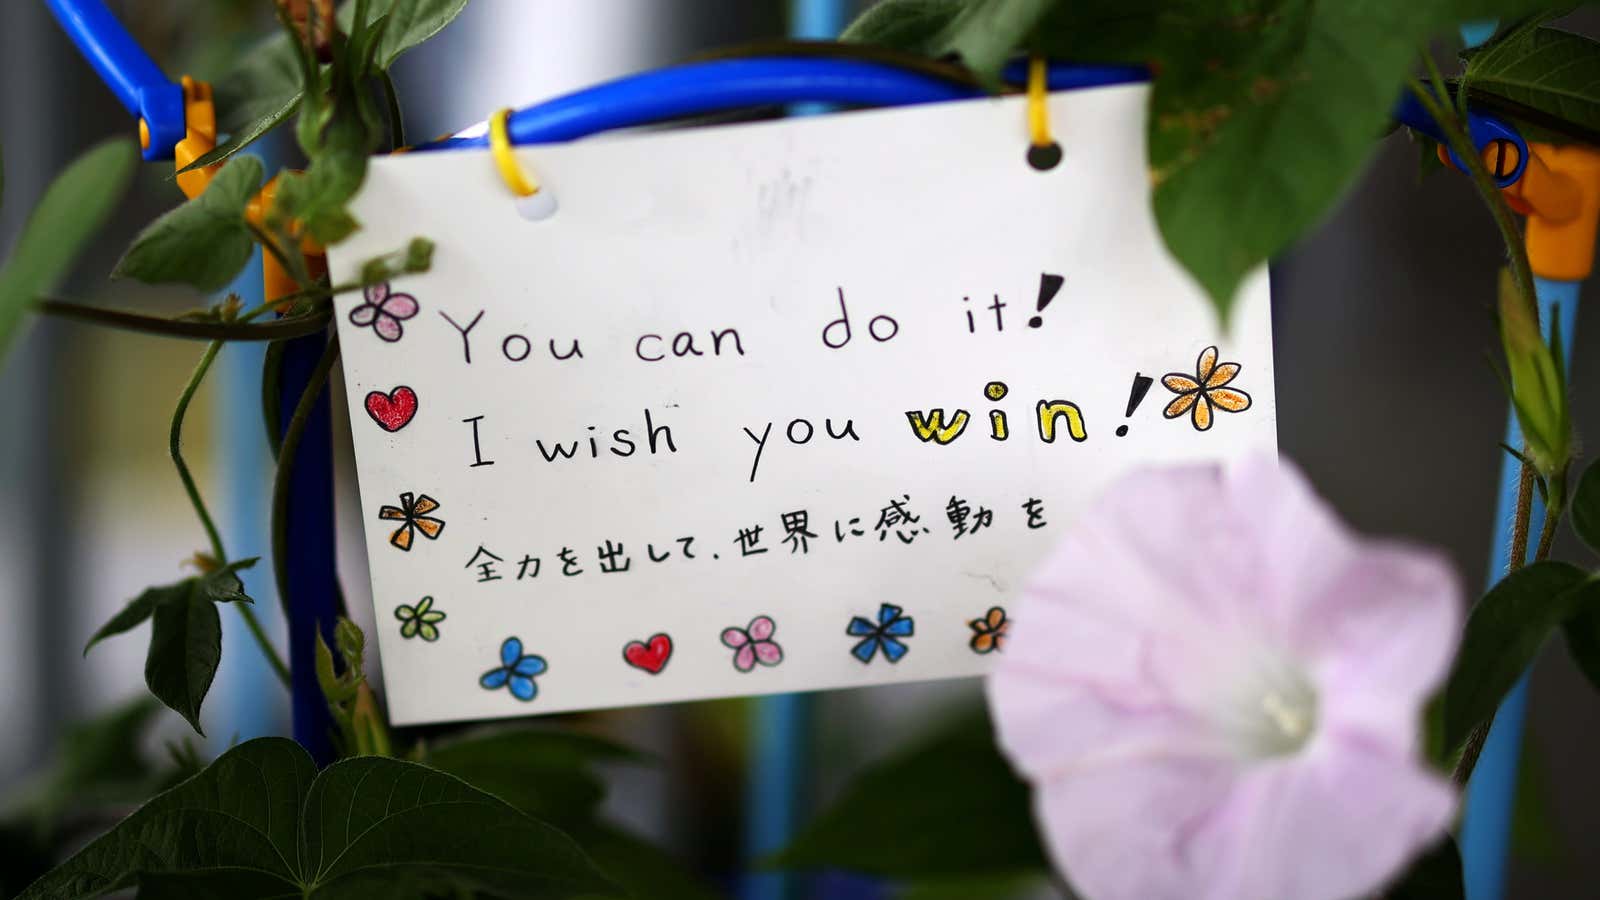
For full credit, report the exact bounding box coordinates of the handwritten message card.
[328,83,1276,725]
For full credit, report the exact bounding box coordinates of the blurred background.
[2,2,1598,898]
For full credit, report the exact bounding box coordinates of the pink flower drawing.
[348,281,419,343]
[989,453,1461,900]
[721,615,784,672]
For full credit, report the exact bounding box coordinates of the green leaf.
[841,0,963,50]
[567,822,723,900]
[933,0,1057,83]
[114,156,265,291]
[0,138,138,363]
[197,32,309,171]
[18,697,166,833]
[145,582,223,735]
[424,728,645,826]
[896,872,1050,900]
[1562,599,1600,694]
[1442,561,1595,753]
[1382,836,1463,899]
[1465,23,1600,138]
[360,0,471,69]
[771,709,1047,878]
[1569,457,1600,554]
[17,737,615,900]
[84,561,259,735]
[83,584,173,655]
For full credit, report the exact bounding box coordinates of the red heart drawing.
[622,634,673,675]
[365,386,418,432]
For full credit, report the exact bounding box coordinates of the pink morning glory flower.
[989,454,1460,900]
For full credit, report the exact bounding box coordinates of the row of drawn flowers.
[471,605,1011,703]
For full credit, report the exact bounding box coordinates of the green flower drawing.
[394,595,446,642]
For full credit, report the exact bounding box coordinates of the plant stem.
[270,335,342,620]
[171,341,292,688]
[1510,463,1534,571]
[1410,58,1550,790]
[172,343,228,563]
[380,70,406,150]
[1406,71,1539,322]
[37,298,331,342]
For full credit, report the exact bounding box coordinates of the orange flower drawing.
[1161,345,1252,431]
[379,492,445,551]
[969,606,1009,654]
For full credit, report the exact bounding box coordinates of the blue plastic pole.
[1460,276,1580,900]
[738,10,846,900]
[40,0,185,158]
[278,326,340,766]
[213,154,288,747]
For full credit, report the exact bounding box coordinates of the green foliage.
[1442,560,1595,753]
[771,709,1047,879]
[1570,455,1600,553]
[114,156,265,290]
[15,737,615,900]
[83,559,259,735]
[11,697,167,833]
[567,822,725,900]
[197,0,469,171]
[0,139,137,362]
[424,729,645,825]
[1465,19,1600,140]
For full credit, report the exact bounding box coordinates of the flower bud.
[1498,270,1571,476]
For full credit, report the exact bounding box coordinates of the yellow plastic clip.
[489,107,539,197]
[1025,57,1061,170]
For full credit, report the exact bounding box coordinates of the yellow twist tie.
[489,107,539,197]
[1027,56,1051,148]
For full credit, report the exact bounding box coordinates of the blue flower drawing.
[479,636,547,701]
[847,603,915,664]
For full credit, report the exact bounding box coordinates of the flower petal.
[1206,361,1240,388]
[986,607,1006,628]
[401,619,418,639]
[514,654,547,677]
[413,517,445,540]
[1185,740,1455,900]
[500,637,523,667]
[1209,387,1252,413]
[382,293,420,320]
[509,674,538,701]
[1163,392,1197,419]
[1196,345,1218,382]
[374,314,404,342]
[748,616,776,641]
[419,623,438,642]
[882,616,914,637]
[754,640,784,666]
[846,617,877,637]
[412,495,440,515]
[480,668,509,690]
[1191,394,1213,431]
[1028,755,1237,900]
[880,637,909,662]
[365,282,389,304]
[394,605,414,621]
[349,304,378,326]
[1162,374,1200,394]
[971,632,995,653]
[735,644,756,672]
[389,524,415,551]
[851,637,878,663]
[877,603,902,624]
[721,627,750,648]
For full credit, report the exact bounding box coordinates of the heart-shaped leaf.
[0,139,137,363]
[114,156,266,291]
[1442,560,1596,753]
[16,738,614,900]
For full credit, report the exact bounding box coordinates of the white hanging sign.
[328,83,1276,725]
